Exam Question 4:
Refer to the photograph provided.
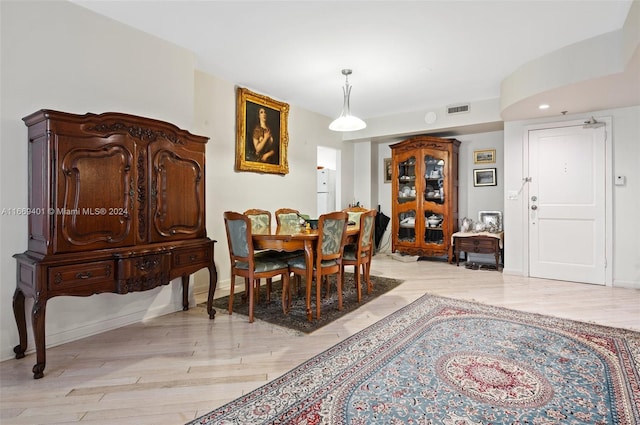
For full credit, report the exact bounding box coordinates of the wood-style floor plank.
[1,255,638,424]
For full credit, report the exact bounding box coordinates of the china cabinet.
[390,136,460,258]
[12,110,217,379]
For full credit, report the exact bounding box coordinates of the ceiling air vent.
[447,103,470,114]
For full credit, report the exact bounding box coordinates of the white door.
[528,124,606,284]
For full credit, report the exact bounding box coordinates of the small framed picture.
[478,210,503,231]
[384,158,392,183]
[473,149,496,164]
[473,168,497,187]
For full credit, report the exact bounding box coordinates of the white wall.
[0,2,344,362]
[456,131,505,222]
[193,71,344,290]
[0,0,198,362]
[376,143,394,253]
[503,106,640,288]
[317,146,338,169]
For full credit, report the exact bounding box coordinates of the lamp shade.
[329,115,367,132]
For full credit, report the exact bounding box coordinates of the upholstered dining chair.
[341,205,370,268]
[223,211,290,322]
[341,209,376,302]
[343,205,369,227]
[287,211,348,319]
[273,207,305,266]
[244,208,275,303]
[244,208,272,234]
[275,207,301,229]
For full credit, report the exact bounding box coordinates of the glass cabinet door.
[398,210,416,242]
[423,151,446,246]
[395,155,417,244]
[423,154,445,205]
[397,156,416,204]
[424,210,444,245]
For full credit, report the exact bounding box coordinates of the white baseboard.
[11,302,180,360]
[613,279,640,289]
[501,267,525,276]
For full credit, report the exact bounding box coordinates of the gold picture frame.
[384,158,392,183]
[473,149,496,164]
[236,87,289,175]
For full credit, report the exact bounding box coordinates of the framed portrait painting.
[236,87,289,175]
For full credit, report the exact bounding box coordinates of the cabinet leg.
[181,275,189,311]
[31,296,47,379]
[12,288,27,359]
[206,264,218,320]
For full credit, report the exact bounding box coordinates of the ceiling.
[72,1,636,123]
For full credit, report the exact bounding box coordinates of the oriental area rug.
[208,273,404,333]
[189,294,640,425]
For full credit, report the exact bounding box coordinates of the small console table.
[451,231,504,270]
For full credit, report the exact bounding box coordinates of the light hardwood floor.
[1,254,639,425]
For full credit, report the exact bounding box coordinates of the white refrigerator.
[317,169,336,217]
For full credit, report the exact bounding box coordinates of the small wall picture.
[478,210,503,232]
[473,168,497,187]
[473,149,496,164]
[384,158,392,183]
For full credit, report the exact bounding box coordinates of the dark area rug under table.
[206,273,404,333]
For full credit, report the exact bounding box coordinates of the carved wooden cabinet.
[13,110,218,379]
[390,136,460,259]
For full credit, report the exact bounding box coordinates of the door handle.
[531,205,538,210]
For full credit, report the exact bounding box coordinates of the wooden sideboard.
[12,110,218,379]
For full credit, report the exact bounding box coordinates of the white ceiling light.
[538,103,550,110]
[329,69,366,132]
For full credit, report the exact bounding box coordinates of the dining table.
[252,224,359,321]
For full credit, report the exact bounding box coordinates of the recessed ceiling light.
[424,111,437,124]
[539,104,550,110]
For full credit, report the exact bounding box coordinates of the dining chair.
[343,205,369,226]
[244,208,275,303]
[341,205,369,268]
[287,211,349,319]
[223,211,290,322]
[275,208,301,229]
[273,207,305,265]
[244,208,272,233]
[341,209,376,302]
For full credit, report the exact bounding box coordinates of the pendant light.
[329,69,366,132]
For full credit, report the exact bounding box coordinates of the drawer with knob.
[48,260,115,294]
[173,247,211,268]
[457,238,497,253]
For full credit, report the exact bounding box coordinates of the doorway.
[527,120,610,285]
[317,146,341,216]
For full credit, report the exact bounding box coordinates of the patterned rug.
[208,273,404,333]
[189,294,640,424]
